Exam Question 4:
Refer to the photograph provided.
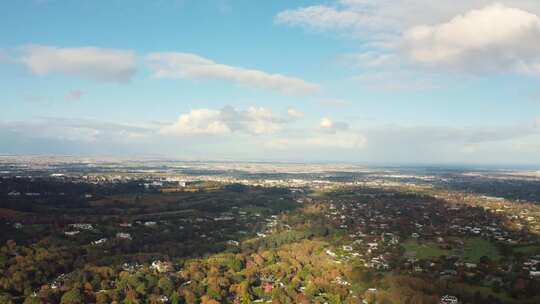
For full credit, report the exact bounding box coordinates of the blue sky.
[1,0,540,164]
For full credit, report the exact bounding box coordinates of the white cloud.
[160,109,231,136]
[287,107,304,119]
[403,4,540,74]
[277,1,540,35]
[275,0,459,39]
[5,116,540,162]
[161,108,366,151]
[161,106,283,136]
[278,1,540,77]
[146,52,320,95]
[320,117,349,132]
[20,45,137,82]
[320,117,334,129]
[275,5,371,32]
[244,107,282,134]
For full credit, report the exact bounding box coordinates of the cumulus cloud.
[160,109,231,136]
[403,4,540,75]
[160,106,284,136]
[278,1,540,77]
[146,52,320,95]
[20,45,137,82]
[320,117,334,129]
[287,107,304,119]
[241,107,283,134]
[277,1,540,35]
[320,117,349,132]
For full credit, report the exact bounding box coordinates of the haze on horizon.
[1,0,540,165]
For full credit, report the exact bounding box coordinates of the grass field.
[463,237,500,263]
[402,240,449,259]
[403,237,500,263]
[512,244,540,255]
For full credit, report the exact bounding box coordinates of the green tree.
[95,292,109,304]
[1,294,14,304]
[158,277,174,296]
[60,288,83,304]
[171,291,180,304]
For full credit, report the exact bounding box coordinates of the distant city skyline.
[2,0,540,164]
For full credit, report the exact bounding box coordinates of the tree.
[158,277,174,296]
[1,294,14,304]
[123,288,140,304]
[170,291,180,304]
[135,282,147,296]
[61,288,83,304]
[183,289,197,304]
[95,292,109,304]
[201,295,220,304]
[23,296,40,304]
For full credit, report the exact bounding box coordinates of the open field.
[463,237,501,263]
[402,240,449,259]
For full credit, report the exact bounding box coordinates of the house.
[151,260,173,273]
[214,216,235,221]
[92,238,107,245]
[116,232,132,240]
[440,295,459,304]
[326,249,337,258]
[70,223,93,230]
[122,262,142,272]
[362,288,377,304]
[465,263,477,269]
[334,276,350,286]
[530,271,540,278]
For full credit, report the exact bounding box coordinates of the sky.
[1,0,540,164]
